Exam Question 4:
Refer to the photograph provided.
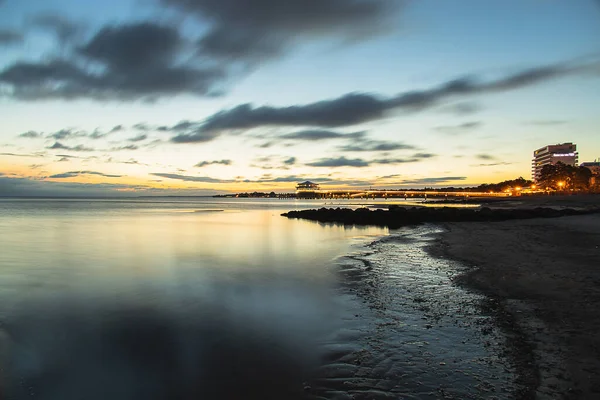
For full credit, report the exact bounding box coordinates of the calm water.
[0,198,516,399]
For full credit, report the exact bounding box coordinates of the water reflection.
[0,199,387,399]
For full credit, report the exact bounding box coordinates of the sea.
[0,198,518,399]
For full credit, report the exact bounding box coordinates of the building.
[296,181,320,198]
[296,181,320,191]
[532,143,578,182]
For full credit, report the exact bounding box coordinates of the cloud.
[160,0,401,63]
[194,159,232,167]
[0,22,226,101]
[150,173,234,183]
[434,121,483,134]
[279,130,366,141]
[306,156,369,168]
[371,153,436,164]
[111,145,138,151]
[110,125,124,133]
[128,134,148,142]
[1,152,45,158]
[476,153,496,160]
[171,128,222,143]
[283,157,296,165]
[438,102,482,115]
[48,170,123,179]
[338,139,416,152]
[181,57,599,135]
[19,131,43,138]
[0,29,23,46]
[47,142,94,152]
[47,128,87,140]
[306,152,436,168]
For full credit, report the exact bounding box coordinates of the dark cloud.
[48,170,123,179]
[476,154,496,161]
[372,153,436,164]
[88,129,109,139]
[111,145,138,151]
[434,121,482,134]
[171,129,222,143]
[0,29,23,46]
[413,153,436,159]
[306,152,436,168]
[338,139,416,152]
[128,134,148,142]
[48,128,87,140]
[0,22,225,101]
[160,0,400,62]
[47,142,94,152]
[279,130,366,141]
[151,173,234,183]
[306,156,369,168]
[184,58,599,135]
[195,94,390,134]
[283,157,296,165]
[19,131,43,139]
[194,159,232,167]
[31,14,81,43]
[110,125,124,133]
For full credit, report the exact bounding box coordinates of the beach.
[430,212,600,399]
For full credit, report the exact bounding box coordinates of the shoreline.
[428,214,600,399]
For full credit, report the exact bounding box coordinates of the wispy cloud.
[150,173,235,183]
[47,142,94,152]
[172,57,599,136]
[434,121,482,135]
[18,131,44,139]
[338,139,416,152]
[306,156,370,168]
[48,170,123,179]
[194,159,232,167]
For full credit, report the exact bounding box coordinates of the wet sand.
[430,213,600,399]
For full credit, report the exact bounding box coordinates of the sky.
[1,0,599,196]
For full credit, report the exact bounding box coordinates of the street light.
[557,181,565,189]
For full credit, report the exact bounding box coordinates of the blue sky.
[1,0,599,196]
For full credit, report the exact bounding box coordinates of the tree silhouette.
[538,162,592,190]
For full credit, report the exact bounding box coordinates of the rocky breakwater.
[282,205,600,228]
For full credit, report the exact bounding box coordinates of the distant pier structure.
[294,181,511,199]
[296,181,320,198]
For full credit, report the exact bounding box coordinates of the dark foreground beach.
[284,195,600,399]
[431,212,600,399]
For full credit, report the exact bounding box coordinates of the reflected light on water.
[0,199,387,399]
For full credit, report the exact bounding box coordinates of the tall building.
[532,143,578,181]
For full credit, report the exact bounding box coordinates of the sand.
[431,213,600,399]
